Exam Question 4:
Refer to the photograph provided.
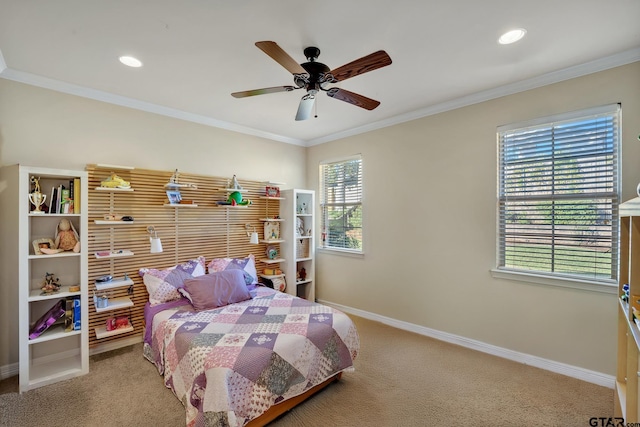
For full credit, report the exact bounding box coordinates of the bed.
[141,263,360,427]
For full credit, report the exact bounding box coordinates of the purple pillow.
[139,256,206,306]
[181,270,251,311]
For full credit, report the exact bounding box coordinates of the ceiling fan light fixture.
[498,28,527,45]
[119,55,143,68]
[234,41,392,120]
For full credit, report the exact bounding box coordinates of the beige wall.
[0,79,307,368]
[308,62,640,375]
[1,62,638,376]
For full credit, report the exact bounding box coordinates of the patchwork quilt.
[143,287,359,426]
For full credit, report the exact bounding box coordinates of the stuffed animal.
[227,191,252,206]
[55,219,80,252]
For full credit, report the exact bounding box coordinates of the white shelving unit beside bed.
[280,189,315,301]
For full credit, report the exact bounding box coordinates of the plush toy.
[100,173,130,189]
[227,191,252,206]
[55,218,80,252]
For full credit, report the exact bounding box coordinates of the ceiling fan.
[231,41,392,121]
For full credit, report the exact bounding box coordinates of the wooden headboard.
[86,165,280,351]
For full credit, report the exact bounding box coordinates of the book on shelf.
[73,178,80,214]
[60,187,71,214]
[73,297,81,330]
[49,187,58,214]
[64,297,74,332]
[64,296,81,331]
[57,185,63,213]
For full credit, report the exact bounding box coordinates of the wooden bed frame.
[245,372,343,426]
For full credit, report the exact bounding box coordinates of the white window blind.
[497,104,620,282]
[319,156,363,252]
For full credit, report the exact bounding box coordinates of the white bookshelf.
[0,165,89,393]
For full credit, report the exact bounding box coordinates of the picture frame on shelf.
[32,238,55,255]
[166,190,182,205]
[264,221,280,240]
[265,186,280,197]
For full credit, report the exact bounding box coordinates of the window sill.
[317,247,364,258]
[490,268,617,294]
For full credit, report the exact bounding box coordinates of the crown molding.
[0,62,306,147]
[307,48,640,146]
[1,48,638,148]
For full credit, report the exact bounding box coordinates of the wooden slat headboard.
[86,165,279,350]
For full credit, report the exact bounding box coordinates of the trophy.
[29,176,46,214]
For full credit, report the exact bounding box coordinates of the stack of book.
[48,178,81,214]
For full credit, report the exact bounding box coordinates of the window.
[497,104,620,283]
[319,155,363,252]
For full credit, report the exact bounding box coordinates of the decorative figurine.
[230,174,243,191]
[41,272,61,294]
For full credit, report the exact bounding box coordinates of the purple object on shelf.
[29,300,66,340]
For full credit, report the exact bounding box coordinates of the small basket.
[296,238,310,259]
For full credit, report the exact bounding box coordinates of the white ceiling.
[1,0,639,146]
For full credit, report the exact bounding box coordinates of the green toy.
[227,191,251,206]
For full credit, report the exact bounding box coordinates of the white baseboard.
[319,299,615,389]
[1,362,18,380]
[2,350,81,380]
[1,339,143,380]
[2,305,614,389]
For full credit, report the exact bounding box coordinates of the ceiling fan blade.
[326,88,380,110]
[255,41,307,75]
[231,86,297,98]
[328,50,392,83]
[295,94,316,121]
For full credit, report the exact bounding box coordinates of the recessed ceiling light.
[119,56,143,68]
[498,28,527,45]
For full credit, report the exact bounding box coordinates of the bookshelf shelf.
[259,273,286,280]
[28,252,81,260]
[259,258,285,264]
[29,286,81,301]
[94,297,134,313]
[94,187,134,192]
[94,323,134,340]
[29,213,81,217]
[93,220,135,225]
[94,278,134,291]
[94,250,134,259]
[1,165,90,392]
[28,325,81,344]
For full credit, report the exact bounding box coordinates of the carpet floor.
[0,315,613,426]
